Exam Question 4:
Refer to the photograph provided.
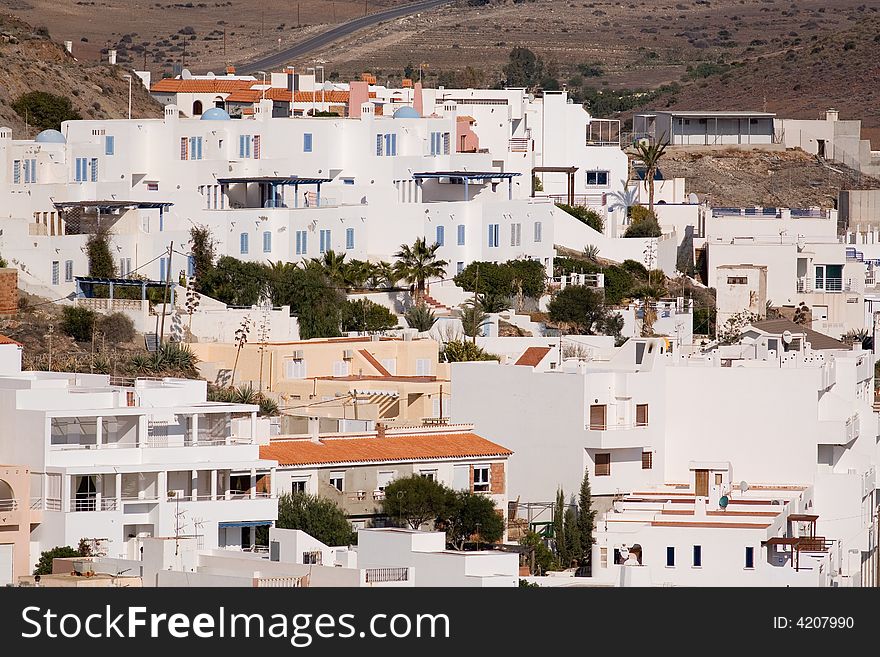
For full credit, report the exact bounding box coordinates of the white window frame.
[473,465,490,492]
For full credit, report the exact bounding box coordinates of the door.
[695,470,709,497]
[814,265,825,291]
[0,544,12,587]
[817,139,826,159]
[589,404,607,430]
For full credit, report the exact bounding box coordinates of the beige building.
[261,424,511,533]
[192,336,450,425]
[0,464,39,586]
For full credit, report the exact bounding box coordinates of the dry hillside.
[0,14,161,138]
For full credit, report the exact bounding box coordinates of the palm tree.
[633,138,668,214]
[306,250,348,286]
[460,300,489,340]
[394,238,448,299]
[342,259,374,290]
[477,293,509,313]
[375,261,400,289]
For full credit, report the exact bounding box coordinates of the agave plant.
[258,396,280,417]
[128,353,155,375]
[583,245,600,262]
[404,303,437,332]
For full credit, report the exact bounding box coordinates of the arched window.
[192,100,204,116]
[214,96,225,109]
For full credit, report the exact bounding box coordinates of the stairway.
[420,293,455,316]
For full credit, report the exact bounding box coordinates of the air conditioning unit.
[292,350,304,360]
[343,349,354,360]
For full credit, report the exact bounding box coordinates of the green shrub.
[12,91,81,131]
[556,204,604,233]
[97,312,136,345]
[60,306,96,342]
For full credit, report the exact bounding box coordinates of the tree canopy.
[275,492,356,546]
[12,91,81,131]
[381,475,456,529]
[454,259,546,299]
[547,285,622,336]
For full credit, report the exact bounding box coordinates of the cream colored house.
[192,336,450,425]
[0,464,38,586]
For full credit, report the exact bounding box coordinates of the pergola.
[412,171,521,201]
[531,166,578,205]
[762,515,830,572]
[52,201,174,234]
[217,175,333,208]
[74,276,172,304]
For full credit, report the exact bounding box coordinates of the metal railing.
[0,499,18,512]
[364,567,410,584]
[796,277,845,293]
[508,137,531,152]
[588,421,648,431]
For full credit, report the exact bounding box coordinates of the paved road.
[237,0,451,75]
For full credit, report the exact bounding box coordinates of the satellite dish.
[688,192,699,204]
[323,81,334,91]
[739,480,749,494]
[181,68,192,79]
[719,495,729,509]
[206,71,216,78]
[782,330,793,344]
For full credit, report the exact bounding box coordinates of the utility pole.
[182,40,187,69]
[364,0,368,17]
[876,504,879,587]
[297,3,301,27]
[47,324,54,371]
[159,242,174,346]
[223,28,226,60]
[439,383,443,421]
[472,264,479,345]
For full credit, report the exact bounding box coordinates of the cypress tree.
[578,468,597,573]
[564,505,582,570]
[553,487,568,567]
[86,230,116,279]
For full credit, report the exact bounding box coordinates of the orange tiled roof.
[0,334,21,346]
[225,87,294,103]
[514,346,551,367]
[457,115,476,122]
[292,91,350,103]
[261,432,512,466]
[150,78,254,94]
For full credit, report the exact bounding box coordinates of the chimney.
[308,416,320,443]
[163,104,179,122]
[349,81,370,118]
[108,49,117,65]
[226,65,236,75]
[825,108,839,122]
[376,422,385,439]
[413,81,424,117]
[64,40,73,54]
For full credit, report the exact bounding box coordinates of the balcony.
[508,137,531,153]
[0,499,18,512]
[796,277,848,293]
[584,422,650,449]
[255,575,307,588]
[363,567,411,584]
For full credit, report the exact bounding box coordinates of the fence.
[364,567,410,584]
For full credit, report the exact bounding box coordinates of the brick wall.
[0,269,17,316]
[490,462,505,494]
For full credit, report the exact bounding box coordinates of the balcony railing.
[508,137,531,152]
[255,575,306,588]
[364,567,410,584]
[0,499,18,512]
[588,422,648,431]
[796,277,846,293]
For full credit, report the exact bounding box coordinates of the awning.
[412,171,521,181]
[216,176,332,185]
[218,520,273,528]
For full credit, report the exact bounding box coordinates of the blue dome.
[392,106,420,119]
[35,129,66,143]
[200,107,231,121]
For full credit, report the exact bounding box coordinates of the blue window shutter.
[31,159,37,183]
[240,232,249,254]
[13,160,20,184]
[391,133,397,155]
[346,227,354,250]
[263,231,272,253]
[304,133,313,152]
[457,224,465,245]
[65,260,74,282]
[436,225,444,246]
[376,134,383,156]
[90,158,98,182]
[105,135,114,155]
[197,137,203,160]
[187,256,195,277]
[488,224,493,247]
[159,258,167,282]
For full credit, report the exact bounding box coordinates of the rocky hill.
[0,14,161,138]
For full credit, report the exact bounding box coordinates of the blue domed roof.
[392,106,420,119]
[35,129,66,143]
[200,107,231,121]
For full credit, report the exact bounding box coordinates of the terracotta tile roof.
[750,318,847,351]
[0,334,21,346]
[261,432,512,466]
[226,88,294,103]
[457,115,476,122]
[292,91,350,103]
[150,78,254,94]
[262,337,404,347]
[314,375,439,383]
[358,349,391,376]
[514,346,552,367]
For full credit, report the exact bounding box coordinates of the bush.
[86,231,116,279]
[556,204,604,233]
[11,91,81,131]
[340,299,398,333]
[442,340,500,363]
[97,312,136,345]
[33,545,82,575]
[624,206,662,238]
[275,492,356,546]
[454,260,546,299]
[60,306,96,342]
[404,303,437,332]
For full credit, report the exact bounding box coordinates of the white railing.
[255,576,306,588]
[364,567,410,584]
[587,422,649,431]
[509,137,530,152]
[553,273,605,290]
[796,277,846,293]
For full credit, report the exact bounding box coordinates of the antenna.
[739,480,749,494]
[782,330,793,345]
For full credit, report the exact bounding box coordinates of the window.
[534,221,543,242]
[291,480,307,494]
[187,256,195,278]
[380,358,397,375]
[120,258,132,277]
[589,404,607,430]
[329,472,344,492]
[303,133,313,153]
[420,470,437,481]
[510,223,521,247]
[727,276,748,285]
[12,160,21,184]
[473,466,490,492]
[75,157,88,181]
[456,261,464,275]
[51,261,59,285]
[262,231,272,253]
[436,225,445,246]
[745,546,754,569]
[159,257,167,282]
[376,134,383,156]
[240,232,249,254]
[295,230,308,255]
[302,550,322,565]
[333,361,350,377]
[180,137,188,160]
[285,359,306,379]
[189,136,203,160]
[457,224,466,246]
[585,170,609,186]
[23,159,36,184]
[64,260,73,283]
[430,131,442,155]
[636,404,649,427]
[666,547,675,567]
[715,473,723,486]
[105,135,115,155]
[346,227,355,250]
[415,358,431,376]
[641,451,653,470]
[443,132,450,154]
[693,545,702,567]
[343,178,355,185]
[488,223,500,248]
[90,157,98,182]
[253,135,261,159]
[377,133,397,156]
[595,453,611,476]
[239,135,252,158]
[319,229,331,254]
[600,547,608,568]
[376,471,395,492]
